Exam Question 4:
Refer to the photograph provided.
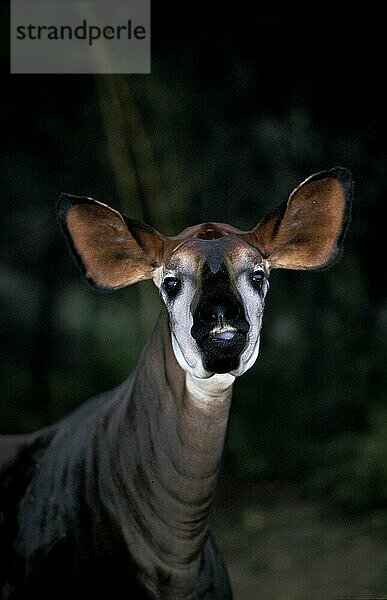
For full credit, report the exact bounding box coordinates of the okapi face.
[58,167,352,380]
[155,234,269,378]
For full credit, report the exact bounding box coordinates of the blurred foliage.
[310,406,387,514]
[1,6,386,515]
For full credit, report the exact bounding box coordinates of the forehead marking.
[206,242,226,274]
[167,236,265,274]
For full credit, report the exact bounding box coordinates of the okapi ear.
[57,194,167,290]
[247,167,353,270]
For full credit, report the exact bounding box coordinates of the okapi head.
[58,167,352,380]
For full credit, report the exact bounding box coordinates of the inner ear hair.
[247,167,353,271]
[58,194,168,291]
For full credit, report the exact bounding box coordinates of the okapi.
[0,167,352,599]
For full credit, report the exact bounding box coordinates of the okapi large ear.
[246,167,353,270]
[57,194,168,290]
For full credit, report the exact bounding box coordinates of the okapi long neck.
[113,308,233,590]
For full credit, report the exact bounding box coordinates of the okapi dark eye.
[251,270,265,290]
[163,276,181,298]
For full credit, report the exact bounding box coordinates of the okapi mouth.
[194,329,248,374]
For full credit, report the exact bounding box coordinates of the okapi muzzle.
[191,269,250,374]
[0,167,353,600]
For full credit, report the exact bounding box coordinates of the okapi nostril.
[199,307,218,323]
[225,305,239,320]
[199,303,240,323]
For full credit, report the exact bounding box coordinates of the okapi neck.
[119,307,233,577]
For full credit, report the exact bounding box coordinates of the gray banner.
[11,0,150,74]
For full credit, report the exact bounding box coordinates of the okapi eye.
[251,270,265,290]
[163,276,181,298]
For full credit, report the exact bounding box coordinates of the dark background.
[1,2,387,597]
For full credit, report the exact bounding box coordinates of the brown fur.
[242,173,351,270]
